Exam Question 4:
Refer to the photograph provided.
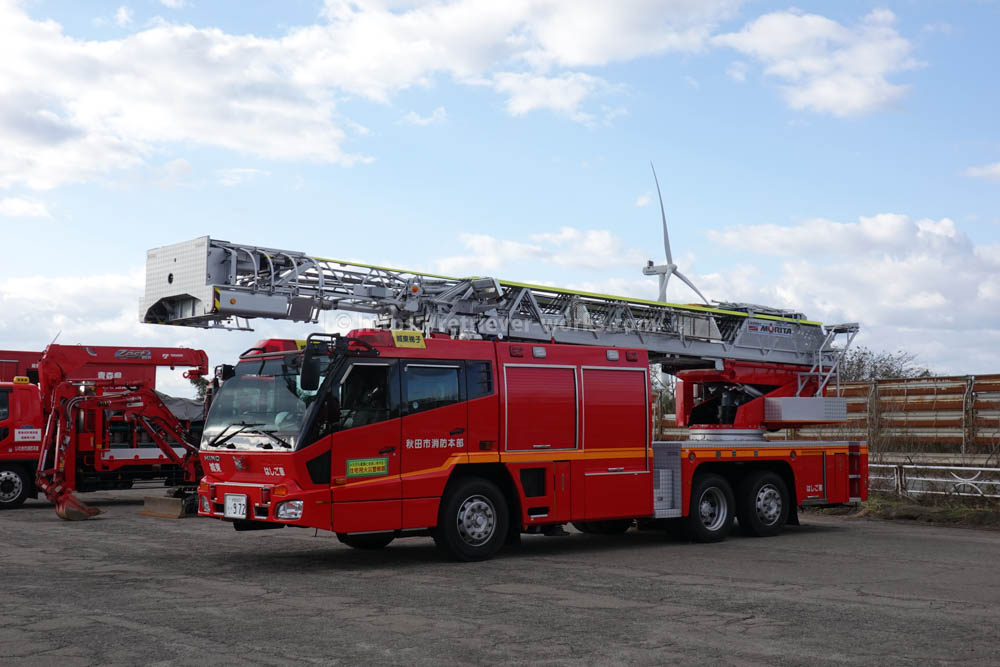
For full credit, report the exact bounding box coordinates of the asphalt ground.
[2,491,998,666]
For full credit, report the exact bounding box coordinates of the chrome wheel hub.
[456,495,496,546]
[755,484,782,525]
[0,470,23,503]
[698,487,727,531]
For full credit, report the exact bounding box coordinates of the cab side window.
[0,391,9,421]
[404,364,462,414]
[338,364,394,429]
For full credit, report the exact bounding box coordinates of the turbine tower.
[642,163,709,305]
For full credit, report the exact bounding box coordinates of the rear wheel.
[685,473,735,542]
[434,477,508,561]
[736,471,789,537]
[336,532,395,550]
[0,465,29,509]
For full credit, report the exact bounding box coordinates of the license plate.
[224,493,248,519]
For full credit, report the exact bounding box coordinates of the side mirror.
[216,364,235,382]
[300,347,322,391]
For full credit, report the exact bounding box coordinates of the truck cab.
[0,378,44,507]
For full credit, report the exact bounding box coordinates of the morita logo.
[747,320,793,337]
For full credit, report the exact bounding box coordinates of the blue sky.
[1,0,998,394]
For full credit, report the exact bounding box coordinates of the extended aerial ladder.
[141,236,857,388]
[142,236,867,551]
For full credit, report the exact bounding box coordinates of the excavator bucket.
[141,495,193,519]
[54,494,105,521]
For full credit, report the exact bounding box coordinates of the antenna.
[642,163,709,305]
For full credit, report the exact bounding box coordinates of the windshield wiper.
[245,428,292,449]
[207,421,265,448]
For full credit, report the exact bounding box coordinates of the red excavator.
[0,344,208,519]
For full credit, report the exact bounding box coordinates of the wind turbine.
[642,163,710,305]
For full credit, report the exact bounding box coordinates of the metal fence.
[870,463,1000,500]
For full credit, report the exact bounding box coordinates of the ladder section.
[141,236,851,368]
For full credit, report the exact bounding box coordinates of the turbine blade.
[674,269,710,305]
[650,162,673,264]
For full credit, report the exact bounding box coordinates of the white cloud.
[115,6,133,27]
[964,162,1000,183]
[217,167,269,186]
[159,0,185,8]
[494,72,608,124]
[435,225,654,276]
[0,0,746,191]
[0,197,50,218]
[714,8,918,116]
[436,234,545,275]
[706,213,941,256]
[703,212,1000,373]
[684,75,700,89]
[400,106,447,126]
[635,193,651,207]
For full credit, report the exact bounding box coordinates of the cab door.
[330,360,402,533]
[400,361,468,498]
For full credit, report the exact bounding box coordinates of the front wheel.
[685,473,735,542]
[336,532,395,550]
[434,478,508,561]
[736,471,789,537]
[0,465,29,509]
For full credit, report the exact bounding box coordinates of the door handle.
[449,427,465,435]
[378,446,396,455]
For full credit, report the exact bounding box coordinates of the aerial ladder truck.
[140,236,865,560]
[0,344,208,518]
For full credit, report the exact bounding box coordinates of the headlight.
[200,495,211,513]
[276,500,303,520]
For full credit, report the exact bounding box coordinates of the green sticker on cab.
[346,457,389,478]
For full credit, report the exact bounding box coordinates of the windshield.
[201,354,332,451]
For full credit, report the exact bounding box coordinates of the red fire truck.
[0,344,207,513]
[142,237,866,561]
[191,330,865,560]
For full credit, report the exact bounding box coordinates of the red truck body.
[197,329,867,560]
[0,345,207,509]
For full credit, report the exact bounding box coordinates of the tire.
[336,532,395,550]
[571,521,597,534]
[736,471,789,538]
[685,473,735,542]
[0,465,29,509]
[434,477,508,562]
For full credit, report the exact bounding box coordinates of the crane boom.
[141,236,857,372]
